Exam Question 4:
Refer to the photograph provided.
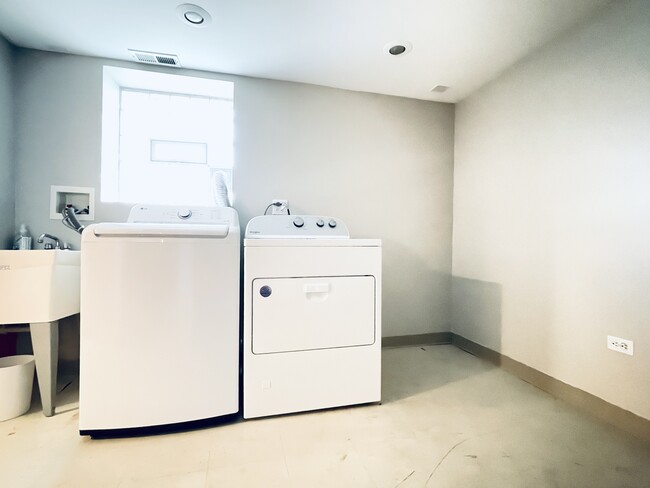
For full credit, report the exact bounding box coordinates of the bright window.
[101,67,234,206]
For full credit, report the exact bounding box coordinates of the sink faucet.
[38,233,61,249]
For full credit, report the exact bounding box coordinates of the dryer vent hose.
[212,170,231,207]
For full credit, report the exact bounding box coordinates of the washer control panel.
[246,215,350,239]
[127,205,236,226]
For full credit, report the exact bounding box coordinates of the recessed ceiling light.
[184,11,204,24]
[384,41,413,57]
[431,85,450,93]
[176,3,212,27]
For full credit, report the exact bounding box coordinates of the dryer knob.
[177,209,192,220]
[328,219,337,228]
[316,219,325,228]
[293,217,305,228]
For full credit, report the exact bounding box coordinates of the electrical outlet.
[271,199,289,215]
[607,335,634,356]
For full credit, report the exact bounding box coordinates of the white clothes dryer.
[243,215,381,419]
[79,205,240,435]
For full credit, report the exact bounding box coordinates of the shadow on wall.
[451,276,503,360]
[381,278,502,403]
[382,239,451,338]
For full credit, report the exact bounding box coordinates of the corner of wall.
[0,34,16,248]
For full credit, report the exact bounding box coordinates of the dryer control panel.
[245,215,350,239]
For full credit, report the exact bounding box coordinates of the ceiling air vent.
[128,50,181,67]
[431,85,450,93]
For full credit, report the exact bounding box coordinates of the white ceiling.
[0,0,611,102]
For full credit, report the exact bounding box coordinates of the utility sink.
[0,249,80,417]
[0,249,80,324]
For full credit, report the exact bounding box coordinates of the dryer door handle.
[303,283,330,294]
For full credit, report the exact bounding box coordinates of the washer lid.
[93,223,229,238]
[245,215,349,239]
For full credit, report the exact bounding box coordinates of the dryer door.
[252,276,376,354]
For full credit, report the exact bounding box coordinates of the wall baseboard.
[381,332,649,443]
[382,332,452,348]
[450,333,650,444]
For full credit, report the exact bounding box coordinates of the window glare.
[151,140,208,164]
[101,66,234,206]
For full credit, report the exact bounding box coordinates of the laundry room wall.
[0,35,14,249]
[11,48,455,339]
[233,78,455,338]
[452,0,650,419]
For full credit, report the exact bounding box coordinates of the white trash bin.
[0,355,35,421]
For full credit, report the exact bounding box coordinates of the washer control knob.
[316,219,325,228]
[293,217,305,228]
[177,209,192,220]
[328,219,337,228]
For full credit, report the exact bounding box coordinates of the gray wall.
[12,49,455,338]
[0,36,14,248]
[453,0,650,419]
[234,78,455,337]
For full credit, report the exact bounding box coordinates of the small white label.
[607,335,634,356]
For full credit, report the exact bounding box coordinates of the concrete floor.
[1,345,649,487]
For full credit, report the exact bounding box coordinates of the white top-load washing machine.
[79,205,240,434]
[243,215,381,419]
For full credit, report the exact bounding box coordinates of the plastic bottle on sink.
[13,224,33,250]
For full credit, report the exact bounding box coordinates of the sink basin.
[0,250,80,324]
[0,249,81,417]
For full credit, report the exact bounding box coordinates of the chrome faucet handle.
[44,243,54,250]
